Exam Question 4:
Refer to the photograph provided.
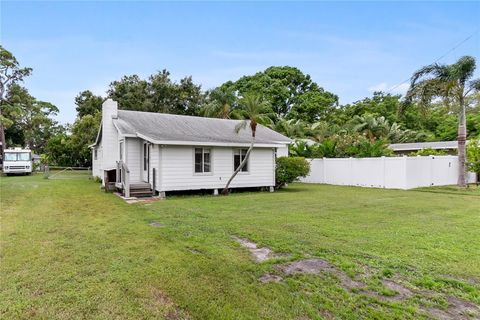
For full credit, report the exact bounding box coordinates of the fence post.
[322,157,327,184]
[44,164,49,179]
[381,156,386,188]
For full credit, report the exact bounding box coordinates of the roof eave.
[136,133,289,148]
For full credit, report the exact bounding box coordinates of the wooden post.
[152,168,156,196]
[44,164,49,179]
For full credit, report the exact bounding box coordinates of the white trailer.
[3,148,32,175]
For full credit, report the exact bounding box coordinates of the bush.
[275,157,310,188]
[467,139,480,184]
[409,148,449,156]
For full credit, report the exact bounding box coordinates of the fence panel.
[301,156,476,189]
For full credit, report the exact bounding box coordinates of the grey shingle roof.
[114,110,291,145]
[389,141,458,151]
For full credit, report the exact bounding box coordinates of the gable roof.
[112,110,291,146]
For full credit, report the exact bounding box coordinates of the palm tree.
[221,94,270,195]
[350,114,390,141]
[270,118,306,138]
[201,88,238,119]
[405,56,480,187]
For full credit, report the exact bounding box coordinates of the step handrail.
[116,161,130,197]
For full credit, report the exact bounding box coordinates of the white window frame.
[94,149,98,160]
[233,148,250,174]
[193,147,212,175]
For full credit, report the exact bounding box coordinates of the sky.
[1,1,479,124]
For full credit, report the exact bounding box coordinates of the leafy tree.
[222,94,271,194]
[346,139,393,158]
[270,118,306,139]
[349,114,390,141]
[275,157,310,188]
[75,90,104,118]
[3,84,59,152]
[0,46,32,153]
[108,70,204,115]
[69,112,101,167]
[108,75,150,111]
[466,139,480,184]
[220,66,338,118]
[200,87,238,119]
[405,56,480,187]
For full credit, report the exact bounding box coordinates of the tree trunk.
[221,138,255,195]
[457,98,467,187]
[0,122,5,157]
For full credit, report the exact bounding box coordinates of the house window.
[94,149,98,160]
[119,142,124,160]
[194,148,211,173]
[234,149,249,172]
[143,143,148,170]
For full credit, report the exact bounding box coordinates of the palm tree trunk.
[0,122,5,158]
[221,138,255,195]
[457,98,467,187]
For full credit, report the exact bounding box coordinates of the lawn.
[1,174,479,319]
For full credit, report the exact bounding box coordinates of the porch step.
[129,182,153,198]
[130,182,151,189]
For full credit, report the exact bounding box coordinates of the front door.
[142,142,150,182]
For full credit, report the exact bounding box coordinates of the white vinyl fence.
[300,156,477,189]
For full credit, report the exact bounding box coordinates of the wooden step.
[130,182,151,189]
[129,191,153,197]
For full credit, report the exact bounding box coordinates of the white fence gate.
[300,156,476,189]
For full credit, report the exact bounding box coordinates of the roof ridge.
[118,109,243,122]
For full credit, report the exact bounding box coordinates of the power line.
[387,29,479,94]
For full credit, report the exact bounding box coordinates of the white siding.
[92,146,103,178]
[276,145,289,157]
[126,138,142,182]
[158,145,275,191]
[149,144,160,187]
[101,99,119,170]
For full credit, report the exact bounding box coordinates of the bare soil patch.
[149,221,164,228]
[382,279,413,300]
[275,259,366,291]
[422,296,480,320]
[148,287,191,320]
[233,236,288,262]
[258,273,283,283]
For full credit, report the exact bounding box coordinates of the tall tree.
[405,56,480,187]
[222,94,270,195]
[75,90,104,118]
[107,70,204,115]
[3,84,59,152]
[0,46,32,153]
[220,66,338,118]
[200,87,238,119]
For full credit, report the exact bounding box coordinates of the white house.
[90,99,291,197]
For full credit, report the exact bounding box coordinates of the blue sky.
[1,1,479,124]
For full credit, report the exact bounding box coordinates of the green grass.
[1,174,479,319]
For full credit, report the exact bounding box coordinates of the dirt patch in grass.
[148,287,191,320]
[149,220,164,228]
[233,236,288,262]
[421,296,480,320]
[275,259,366,291]
[258,273,283,283]
[382,279,413,300]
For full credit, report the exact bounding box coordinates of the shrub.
[467,139,480,184]
[410,148,449,156]
[275,157,310,188]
